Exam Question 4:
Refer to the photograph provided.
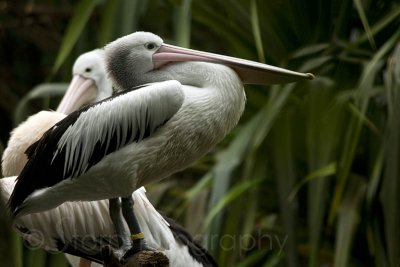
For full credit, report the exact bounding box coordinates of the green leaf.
[290,43,330,59]
[203,178,263,231]
[250,0,265,63]
[13,83,68,125]
[353,0,376,50]
[175,0,192,48]
[237,248,271,267]
[25,249,46,267]
[118,0,140,36]
[262,252,284,267]
[381,41,400,267]
[46,253,69,267]
[328,29,400,225]
[354,7,400,46]
[251,84,294,150]
[298,55,332,72]
[204,83,293,255]
[174,173,212,217]
[0,198,21,267]
[203,113,261,252]
[347,103,381,136]
[271,111,299,267]
[185,172,212,200]
[289,162,337,202]
[98,0,120,46]
[52,0,100,75]
[334,176,366,267]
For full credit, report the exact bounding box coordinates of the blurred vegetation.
[1,0,400,266]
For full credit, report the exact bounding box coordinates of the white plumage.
[2,111,66,177]
[56,49,112,114]
[2,48,217,266]
[1,178,209,266]
[57,80,184,179]
[8,31,313,261]
[9,33,254,216]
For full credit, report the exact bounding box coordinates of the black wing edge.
[8,83,168,217]
[17,225,115,265]
[8,109,82,217]
[163,215,219,267]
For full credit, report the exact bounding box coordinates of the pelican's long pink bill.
[56,75,97,114]
[153,44,314,85]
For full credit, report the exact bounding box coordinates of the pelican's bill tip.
[305,73,315,80]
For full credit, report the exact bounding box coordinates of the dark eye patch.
[145,42,156,50]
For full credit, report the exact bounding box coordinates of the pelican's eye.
[85,67,92,73]
[144,42,157,50]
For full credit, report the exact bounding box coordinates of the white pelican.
[8,31,313,260]
[56,49,112,115]
[2,49,216,266]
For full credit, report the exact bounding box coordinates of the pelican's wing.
[132,187,172,250]
[9,80,184,215]
[2,176,116,264]
[164,216,219,267]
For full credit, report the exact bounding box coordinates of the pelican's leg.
[121,196,150,257]
[108,198,131,258]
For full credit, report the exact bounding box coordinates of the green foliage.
[51,0,101,75]
[1,0,400,266]
[13,83,68,125]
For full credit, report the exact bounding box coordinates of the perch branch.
[102,247,169,267]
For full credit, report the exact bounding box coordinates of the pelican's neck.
[96,75,113,101]
[147,61,240,90]
[143,61,247,181]
[165,61,246,139]
[155,62,210,88]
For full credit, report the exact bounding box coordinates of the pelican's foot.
[115,246,133,261]
[101,245,123,267]
[101,243,133,265]
[122,238,153,260]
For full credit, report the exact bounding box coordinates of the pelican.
[8,31,313,260]
[56,49,112,115]
[2,48,216,266]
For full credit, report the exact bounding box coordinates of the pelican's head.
[105,32,164,91]
[105,31,314,91]
[57,49,113,114]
